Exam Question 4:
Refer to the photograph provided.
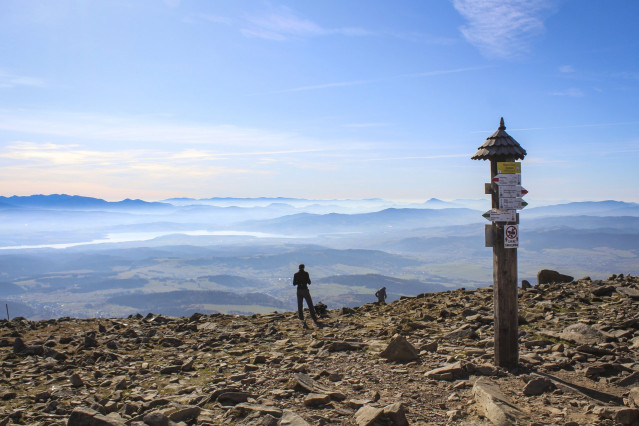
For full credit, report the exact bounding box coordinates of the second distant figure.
[293,264,320,328]
[375,286,387,304]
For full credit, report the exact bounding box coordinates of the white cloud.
[0,70,45,88]
[0,111,308,148]
[342,123,392,128]
[453,0,554,58]
[260,79,375,95]
[615,71,639,81]
[551,88,585,97]
[240,6,369,41]
[559,65,575,73]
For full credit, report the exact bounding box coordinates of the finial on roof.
[471,117,526,161]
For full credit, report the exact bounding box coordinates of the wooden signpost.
[471,118,527,369]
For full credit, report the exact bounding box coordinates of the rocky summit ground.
[3,274,639,425]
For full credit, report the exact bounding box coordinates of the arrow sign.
[498,185,528,198]
[482,209,516,222]
[499,198,528,210]
[492,174,521,185]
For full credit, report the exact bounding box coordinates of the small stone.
[379,335,419,362]
[303,393,331,407]
[523,378,554,396]
[70,373,84,388]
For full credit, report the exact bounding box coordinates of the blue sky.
[1,0,638,203]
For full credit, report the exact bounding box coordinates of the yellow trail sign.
[497,162,521,174]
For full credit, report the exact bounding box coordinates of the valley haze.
[1,194,638,320]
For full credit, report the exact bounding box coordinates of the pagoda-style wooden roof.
[471,118,527,161]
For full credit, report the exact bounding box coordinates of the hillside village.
[2,272,639,425]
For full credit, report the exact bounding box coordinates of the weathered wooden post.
[471,118,527,369]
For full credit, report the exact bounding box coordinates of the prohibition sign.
[505,225,518,239]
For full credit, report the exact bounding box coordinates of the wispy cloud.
[258,66,489,95]
[239,6,369,41]
[342,123,392,128]
[0,70,45,88]
[559,65,575,73]
[614,71,639,81]
[453,0,555,58]
[359,153,470,162]
[0,142,271,186]
[551,88,585,97]
[405,65,492,78]
[259,79,376,95]
[0,111,306,148]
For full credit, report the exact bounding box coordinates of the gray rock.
[12,337,26,353]
[217,391,252,405]
[280,410,311,426]
[424,361,466,381]
[327,341,365,352]
[159,337,183,347]
[229,403,282,418]
[67,406,126,426]
[615,408,639,425]
[181,357,195,372]
[379,335,419,362]
[166,406,200,422]
[523,377,554,396]
[142,411,171,426]
[537,269,574,284]
[84,333,98,348]
[616,287,639,300]
[446,325,479,340]
[70,373,84,388]
[381,402,409,426]
[420,341,438,352]
[354,403,408,426]
[114,377,127,390]
[629,387,639,407]
[560,323,606,345]
[303,393,330,407]
[591,285,616,297]
[159,365,182,375]
[354,405,383,426]
[293,373,346,400]
[473,378,529,426]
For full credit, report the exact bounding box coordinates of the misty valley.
[1,195,639,320]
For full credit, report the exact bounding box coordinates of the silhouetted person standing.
[375,286,387,304]
[293,264,320,328]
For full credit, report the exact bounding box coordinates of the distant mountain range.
[234,208,483,235]
[526,200,639,218]
[0,194,171,210]
[2,194,638,217]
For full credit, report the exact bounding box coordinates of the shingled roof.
[471,117,527,161]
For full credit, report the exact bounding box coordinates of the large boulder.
[537,269,573,285]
